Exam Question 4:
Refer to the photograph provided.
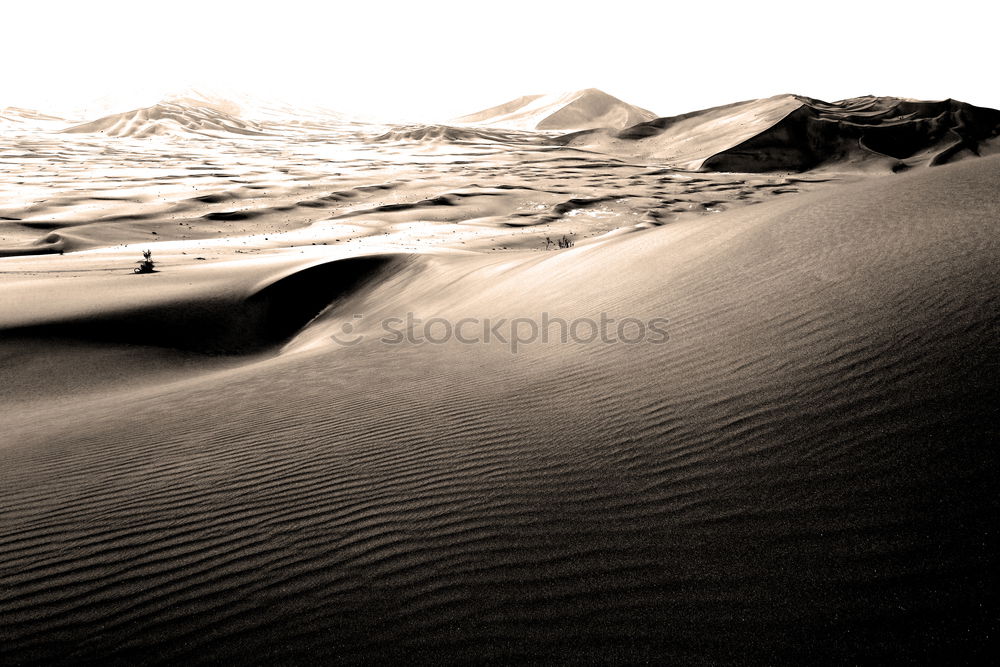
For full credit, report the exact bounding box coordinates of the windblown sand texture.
[2,91,997,664]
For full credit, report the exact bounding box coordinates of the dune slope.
[0,254,400,354]
[1,157,998,663]
[455,88,657,131]
[558,95,1000,171]
[61,102,269,138]
[372,124,538,144]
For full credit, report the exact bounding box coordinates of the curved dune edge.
[1,156,997,663]
[0,254,403,354]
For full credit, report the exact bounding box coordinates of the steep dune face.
[556,95,805,168]
[61,102,269,138]
[704,96,1000,171]
[558,95,1000,172]
[2,156,998,664]
[455,88,657,130]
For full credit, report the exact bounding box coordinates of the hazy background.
[5,0,997,120]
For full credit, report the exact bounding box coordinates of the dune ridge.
[455,88,658,131]
[557,94,1000,171]
[61,102,270,138]
[0,254,401,354]
[372,124,539,144]
[453,94,543,122]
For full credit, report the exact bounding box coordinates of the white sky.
[4,0,997,121]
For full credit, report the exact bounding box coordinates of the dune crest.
[556,95,1000,172]
[455,88,657,131]
[1,255,399,354]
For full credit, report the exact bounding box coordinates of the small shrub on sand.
[134,249,155,274]
[545,235,575,250]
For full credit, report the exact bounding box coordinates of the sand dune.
[2,150,997,663]
[61,102,270,138]
[164,89,360,128]
[456,88,657,131]
[557,95,1000,172]
[372,124,540,144]
[1,114,828,259]
[1,254,399,354]
[3,89,998,664]
[0,107,68,126]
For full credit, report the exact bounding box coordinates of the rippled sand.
[1,107,997,664]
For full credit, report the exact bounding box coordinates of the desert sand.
[1,91,998,664]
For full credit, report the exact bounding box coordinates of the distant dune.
[0,106,67,125]
[373,124,540,144]
[162,90,356,125]
[455,88,657,131]
[61,102,270,138]
[556,95,1000,172]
